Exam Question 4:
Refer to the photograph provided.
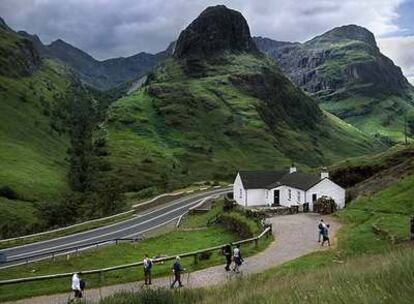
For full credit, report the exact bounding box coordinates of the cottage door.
[273,190,280,206]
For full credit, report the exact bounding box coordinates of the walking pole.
[186,271,190,287]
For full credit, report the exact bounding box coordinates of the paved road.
[6,213,340,304]
[0,188,230,267]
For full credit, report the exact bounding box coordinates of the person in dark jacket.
[171,256,184,288]
[222,244,232,271]
[321,224,331,246]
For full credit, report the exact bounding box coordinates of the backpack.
[318,223,323,230]
[147,259,153,270]
[80,279,86,291]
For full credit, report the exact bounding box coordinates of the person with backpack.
[143,254,153,285]
[71,272,83,301]
[222,244,232,271]
[321,224,331,247]
[232,244,243,273]
[171,256,184,288]
[318,219,327,242]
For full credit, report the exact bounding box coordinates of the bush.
[223,196,236,212]
[314,196,337,215]
[218,212,258,238]
[0,186,18,200]
[199,251,212,260]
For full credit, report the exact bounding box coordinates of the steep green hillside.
[0,26,72,202]
[101,6,383,194]
[254,25,414,141]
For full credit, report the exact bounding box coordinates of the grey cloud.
[0,0,408,60]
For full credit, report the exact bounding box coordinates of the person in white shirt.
[232,245,243,273]
[71,273,82,300]
[143,254,153,285]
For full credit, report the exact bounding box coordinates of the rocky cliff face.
[174,5,258,59]
[254,25,411,99]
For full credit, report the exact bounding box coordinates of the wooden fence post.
[193,254,199,265]
[254,238,259,249]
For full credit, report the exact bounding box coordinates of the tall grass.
[96,247,414,304]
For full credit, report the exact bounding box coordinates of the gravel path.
[7,213,340,304]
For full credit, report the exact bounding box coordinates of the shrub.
[218,212,258,238]
[199,251,212,260]
[0,186,18,200]
[223,196,236,212]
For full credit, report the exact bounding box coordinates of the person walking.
[143,254,153,285]
[232,244,243,273]
[222,244,232,271]
[321,224,331,247]
[318,219,327,242]
[171,256,184,288]
[71,273,83,301]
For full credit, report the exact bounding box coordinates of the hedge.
[217,212,259,238]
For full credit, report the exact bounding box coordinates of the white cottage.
[233,166,345,211]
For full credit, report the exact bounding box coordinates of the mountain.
[19,31,167,90]
[100,5,384,194]
[254,25,414,141]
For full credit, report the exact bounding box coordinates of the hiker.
[232,244,243,273]
[143,254,153,285]
[318,219,327,242]
[171,256,184,288]
[222,244,232,271]
[321,224,331,247]
[71,273,83,301]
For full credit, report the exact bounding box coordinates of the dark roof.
[278,172,322,190]
[239,170,323,190]
[239,171,287,189]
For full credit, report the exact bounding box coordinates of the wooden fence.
[0,226,272,286]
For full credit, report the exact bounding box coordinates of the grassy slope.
[0,60,71,202]
[96,159,414,304]
[0,202,272,301]
[307,37,414,141]
[0,27,76,237]
[103,53,383,193]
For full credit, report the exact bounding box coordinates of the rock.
[254,25,411,99]
[174,5,258,59]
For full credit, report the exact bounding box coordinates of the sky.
[0,0,413,83]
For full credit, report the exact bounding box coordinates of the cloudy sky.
[1,0,413,83]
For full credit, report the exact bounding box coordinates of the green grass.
[321,94,414,141]
[0,60,72,202]
[0,205,272,302]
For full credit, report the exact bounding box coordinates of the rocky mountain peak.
[0,16,12,31]
[174,5,258,59]
[308,24,377,48]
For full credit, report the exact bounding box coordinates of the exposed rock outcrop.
[174,5,258,59]
[254,25,411,99]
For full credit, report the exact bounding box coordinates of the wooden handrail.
[0,227,271,286]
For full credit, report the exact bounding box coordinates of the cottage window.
[239,188,242,199]
[266,190,268,199]
[297,191,301,202]
[288,189,291,201]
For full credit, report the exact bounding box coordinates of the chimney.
[321,167,329,179]
[289,164,297,174]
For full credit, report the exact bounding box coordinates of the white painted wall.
[268,186,306,207]
[305,178,345,210]
[246,189,267,206]
[233,173,245,206]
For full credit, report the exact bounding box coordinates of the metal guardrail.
[0,238,141,266]
[0,226,272,286]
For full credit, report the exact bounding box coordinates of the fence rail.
[0,226,272,286]
[0,238,141,266]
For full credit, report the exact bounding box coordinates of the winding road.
[5,213,340,304]
[0,188,230,268]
